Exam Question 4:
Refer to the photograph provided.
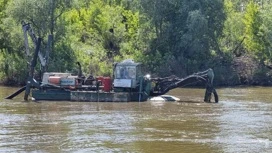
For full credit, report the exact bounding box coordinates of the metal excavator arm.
[5,22,52,100]
[150,69,219,103]
[22,21,52,72]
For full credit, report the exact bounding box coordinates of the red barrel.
[96,76,104,86]
[103,77,111,92]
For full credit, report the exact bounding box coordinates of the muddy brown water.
[0,86,271,152]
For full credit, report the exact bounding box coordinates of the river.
[0,86,271,152]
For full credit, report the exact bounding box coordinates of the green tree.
[6,0,75,72]
[140,0,226,76]
[8,0,72,51]
[0,0,10,51]
[256,2,272,64]
[0,0,27,84]
[64,0,142,76]
[220,0,245,55]
[244,1,262,58]
[0,0,75,85]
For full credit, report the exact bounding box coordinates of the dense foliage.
[1,0,272,86]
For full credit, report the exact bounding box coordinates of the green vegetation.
[1,0,272,86]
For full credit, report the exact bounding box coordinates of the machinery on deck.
[5,22,218,103]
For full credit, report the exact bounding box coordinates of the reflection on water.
[0,86,272,152]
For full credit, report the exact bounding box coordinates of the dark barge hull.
[32,89,148,102]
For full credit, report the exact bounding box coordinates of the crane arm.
[21,21,48,67]
[150,69,218,103]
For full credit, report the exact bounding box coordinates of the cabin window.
[115,66,136,79]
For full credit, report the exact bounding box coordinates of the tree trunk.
[50,0,55,53]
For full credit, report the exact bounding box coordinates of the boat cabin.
[113,59,142,89]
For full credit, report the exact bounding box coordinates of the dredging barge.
[5,22,218,103]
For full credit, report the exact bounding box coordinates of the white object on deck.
[149,95,180,102]
[42,72,72,85]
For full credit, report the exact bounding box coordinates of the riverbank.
[214,54,272,86]
[0,78,25,87]
[1,54,272,87]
